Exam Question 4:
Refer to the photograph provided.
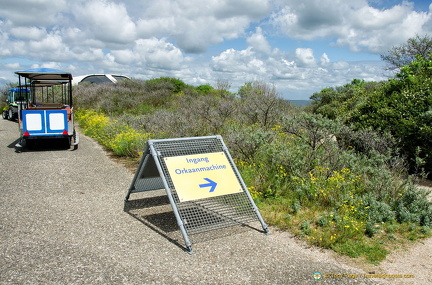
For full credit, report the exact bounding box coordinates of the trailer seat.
[26,104,73,121]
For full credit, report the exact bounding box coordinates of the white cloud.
[214,0,270,19]
[271,0,432,53]
[270,1,348,40]
[73,0,137,45]
[212,48,246,72]
[331,61,350,70]
[108,38,184,71]
[136,0,270,53]
[110,49,136,65]
[133,38,184,70]
[247,27,272,54]
[10,26,47,41]
[208,43,391,99]
[320,53,330,66]
[25,33,72,61]
[295,48,316,67]
[211,48,266,75]
[0,0,66,26]
[28,34,63,52]
[4,62,20,69]
[39,62,63,69]
[0,26,71,62]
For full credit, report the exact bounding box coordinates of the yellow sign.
[164,152,243,202]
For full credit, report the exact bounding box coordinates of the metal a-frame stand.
[125,135,269,253]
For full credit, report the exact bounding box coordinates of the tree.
[215,79,232,97]
[238,81,290,128]
[349,55,432,176]
[310,79,380,120]
[195,84,214,95]
[381,34,432,70]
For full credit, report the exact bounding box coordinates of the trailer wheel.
[72,130,78,150]
[2,110,8,120]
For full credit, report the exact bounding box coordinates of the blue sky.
[1,0,431,99]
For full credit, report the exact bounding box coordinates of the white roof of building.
[72,74,130,85]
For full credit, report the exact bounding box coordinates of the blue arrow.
[199,178,217,192]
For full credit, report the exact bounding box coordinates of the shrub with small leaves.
[394,188,432,226]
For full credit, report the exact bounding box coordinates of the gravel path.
[0,118,427,284]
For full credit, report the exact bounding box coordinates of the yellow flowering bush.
[76,109,151,157]
[107,126,151,157]
[76,109,110,143]
[305,166,363,207]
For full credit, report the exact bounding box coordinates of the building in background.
[73,74,130,85]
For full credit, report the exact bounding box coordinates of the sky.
[1,0,432,100]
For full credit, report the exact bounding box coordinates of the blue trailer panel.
[22,109,68,136]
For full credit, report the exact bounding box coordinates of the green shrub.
[394,187,432,226]
[195,84,214,95]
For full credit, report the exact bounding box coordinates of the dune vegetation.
[73,57,432,264]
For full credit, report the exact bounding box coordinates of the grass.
[331,240,388,264]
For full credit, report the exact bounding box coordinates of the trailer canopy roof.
[8,88,30,92]
[15,68,72,80]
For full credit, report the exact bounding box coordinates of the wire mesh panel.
[126,144,164,200]
[126,135,268,252]
[177,193,259,235]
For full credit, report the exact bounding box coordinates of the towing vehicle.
[14,68,79,150]
[2,87,31,121]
